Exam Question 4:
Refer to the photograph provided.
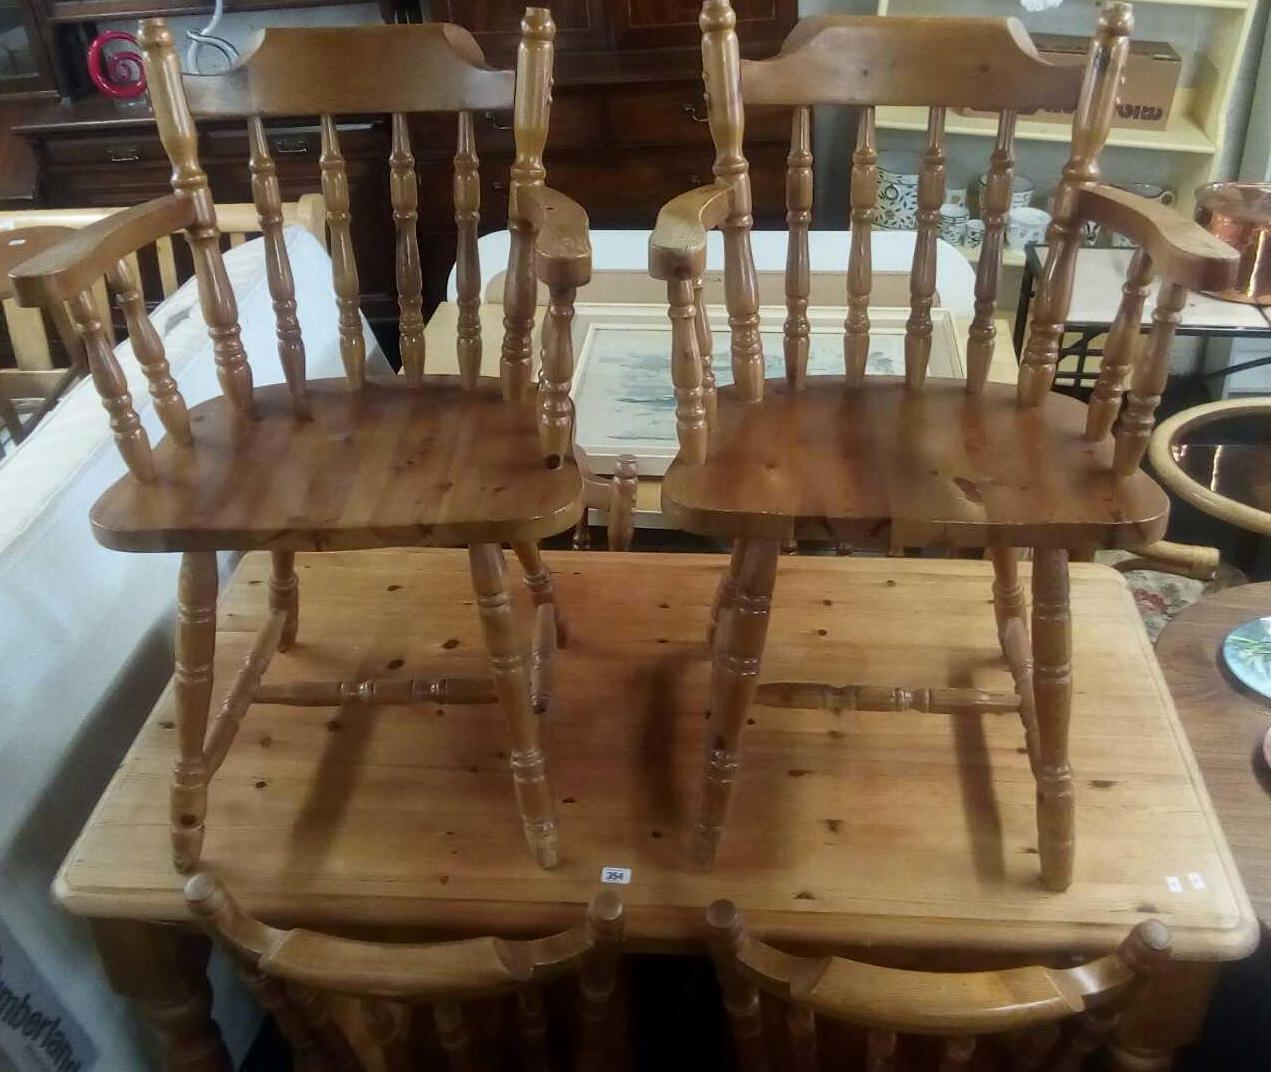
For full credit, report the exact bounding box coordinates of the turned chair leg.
[694,539,781,867]
[989,546,1039,772]
[1031,548,1074,891]
[706,541,745,647]
[172,551,218,873]
[469,543,560,869]
[269,551,299,652]
[512,540,568,647]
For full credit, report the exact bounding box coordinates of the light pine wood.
[1085,248,1154,442]
[668,277,709,465]
[390,113,426,386]
[660,380,1170,549]
[57,551,1259,971]
[706,541,744,648]
[904,106,946,391]
[453,110,482,390]
[186,872,624,1068]
[512,539,568,647]
[90,380,583,553]
[501,8,555,404]
[844,107,876,386]
[755,681,1021,716]
[607,455,639,553]
[703,0,764,403]
[171,551,217,873]
[1017,6,1132,407]
[693,538,781,867]
[966,111,1015,394]
[707,899,1170,1053]
[269,550,299,653]
[1112,281,1187,478]
[319,115,366,390]
[783,106,813,389]
[251,676,496,707]
[1031,549,1074,892]
[537,284,576,467]
[140,19,255,420]
[693,277,718,429]
[468,542,559,869]
[706,898,769,1072]
[247,116,309,418]
[68,288,155,482]
[107,257,193,446]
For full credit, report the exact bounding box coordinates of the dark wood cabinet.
[13,0,799,354]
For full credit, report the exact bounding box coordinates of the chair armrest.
[649,184,733,281]
[1075,184,1240,294]
[518,185,591,289]
[8,194,196,306]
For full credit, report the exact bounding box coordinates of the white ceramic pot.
[964,219,985,250]
[938,203,969,244]
[876,150,921,230]
[977,172,1036,212]
[1007,206,1051,250]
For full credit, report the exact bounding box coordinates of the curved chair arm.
[708,900,1171,1036]
[1075,185,1239,293]
[1148,398,1271,538]
[519,185,592,289]
[186,872,624,1001]
[648,184,733,281]
[8,195,196,306]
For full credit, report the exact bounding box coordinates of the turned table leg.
[173,551,218,873]
[512,540,568,647]
[90,919,231,1072]
[269,551,299,652]
[693,539,781,867]
[1108,961,1218,1071]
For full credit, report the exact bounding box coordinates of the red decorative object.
[87,31,147,100]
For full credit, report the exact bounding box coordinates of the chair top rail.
[171,21,516,118]
[740,14,1085,111]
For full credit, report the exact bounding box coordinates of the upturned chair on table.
[647,1,1240,888]
[186,873,625,1071]
[10,10,592,871]
[707,900,1170,1072]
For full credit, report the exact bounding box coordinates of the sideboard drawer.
[605,82,792,148]
[42,133,168,168]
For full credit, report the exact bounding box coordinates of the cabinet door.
[610,0,796,53]
[432,0,607,60]
[0,0,58,98]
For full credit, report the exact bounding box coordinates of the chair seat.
[91,377,583,552]
[660,377,1170,548]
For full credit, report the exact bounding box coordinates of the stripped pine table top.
[57,549,1256,962]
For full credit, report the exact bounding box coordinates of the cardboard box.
[958,34,1181,131]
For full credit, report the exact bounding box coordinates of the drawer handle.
[680,102,709,124]
[272,137,310,155]
[490,180,509,193]
[481,110,514,132]
[107,146,141,163]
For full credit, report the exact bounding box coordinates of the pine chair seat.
[660,377,1169,548]
[90,376,582,553]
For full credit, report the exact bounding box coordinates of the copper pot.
[1194,182,1271,305]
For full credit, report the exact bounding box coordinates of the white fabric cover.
[0,226,387,1069]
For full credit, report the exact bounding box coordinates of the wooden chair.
[187,872,625,1071]
[706,899,1170,1072]
[0,227,86,452]
[10,11,591,872]
[0,198,325,453]
[647,1,1240,888]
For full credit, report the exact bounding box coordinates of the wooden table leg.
[1107,960,1218,1071]
[90,918,231,1072]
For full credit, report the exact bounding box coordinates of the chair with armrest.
[706,898,1171,1072]
[10,9,592,872]
[187,872,625,1071]
[647,1,1240,887]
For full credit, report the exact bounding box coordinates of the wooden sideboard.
[12,0,800,360]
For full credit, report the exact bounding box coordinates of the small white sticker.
[1166,875,1183,893]
[1188,872,1207,890]
[600,866,632,885]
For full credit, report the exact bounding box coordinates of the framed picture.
[571,302,966,477]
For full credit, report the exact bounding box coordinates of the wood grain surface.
[90,379,583,552]
[56,550,1255,962]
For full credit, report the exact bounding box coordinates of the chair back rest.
[1,227,85,377]
[706,899,1170,1071]
[187,872,625,1070]
[694,0,1129,398]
